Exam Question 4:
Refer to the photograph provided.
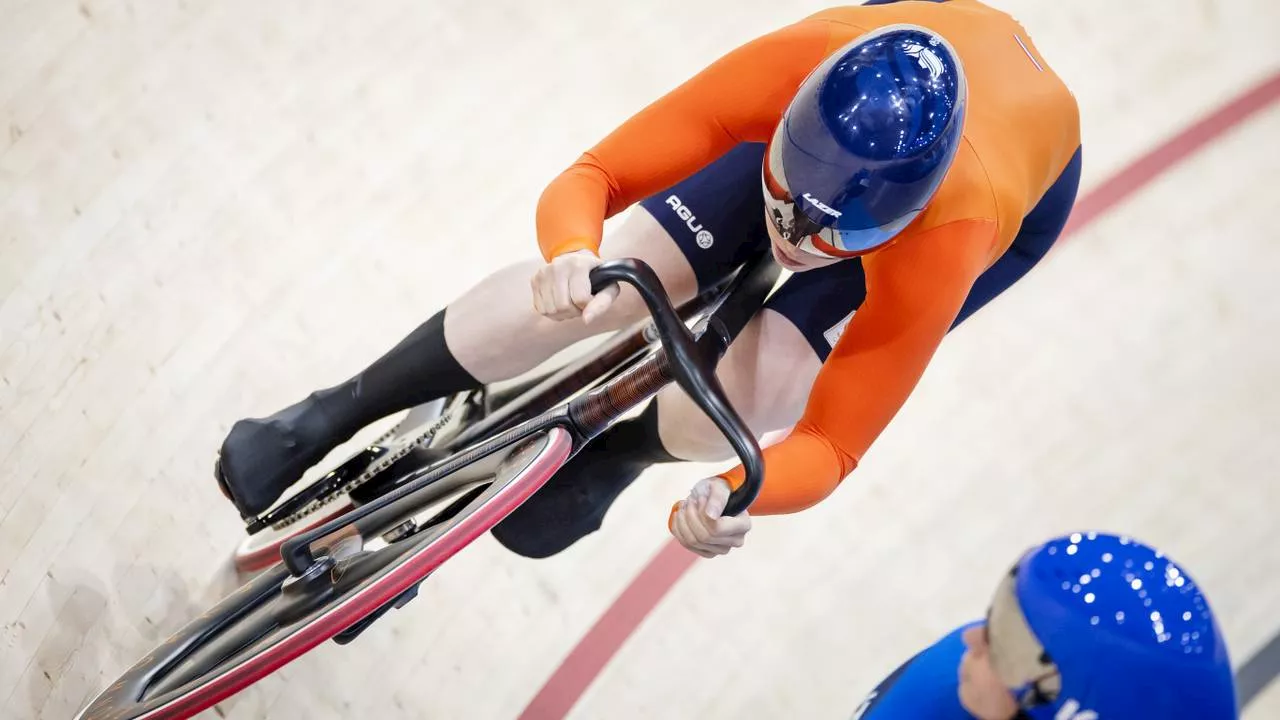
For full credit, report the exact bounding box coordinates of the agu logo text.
[665,195,714,249]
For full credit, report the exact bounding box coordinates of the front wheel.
[81,427,572,720]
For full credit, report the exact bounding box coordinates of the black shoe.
[215,394,341,517]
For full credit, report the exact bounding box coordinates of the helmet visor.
[762,126,913,258]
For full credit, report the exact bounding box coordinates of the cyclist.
[215,0,1083,558]
[850,532,1238,719]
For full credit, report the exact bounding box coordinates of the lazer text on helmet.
[802,192,843,218]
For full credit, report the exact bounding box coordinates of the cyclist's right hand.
[530,249,620,324]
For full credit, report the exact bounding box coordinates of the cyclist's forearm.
[719,423,850,515]
[535,153,615,260]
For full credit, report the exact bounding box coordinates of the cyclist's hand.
[530,249,620,324]
[669,477,751,558]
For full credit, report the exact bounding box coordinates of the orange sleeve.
[719,219,1000,515]
[535,20,838,260]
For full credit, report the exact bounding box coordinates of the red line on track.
[518,70,1280,720]
[1062,72,1280,236]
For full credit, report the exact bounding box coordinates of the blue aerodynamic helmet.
[763,24,966,258]
[986,532,1238,719]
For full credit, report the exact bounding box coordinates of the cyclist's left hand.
[669,477,751,558]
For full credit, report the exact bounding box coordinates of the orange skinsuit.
[536,1,1080,515]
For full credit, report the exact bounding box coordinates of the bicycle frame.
[76,253,781,720]
[279,253,780,576]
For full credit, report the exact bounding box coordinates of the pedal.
[331,582,423,646]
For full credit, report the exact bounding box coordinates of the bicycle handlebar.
[588,259,763,517]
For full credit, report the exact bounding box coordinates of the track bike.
[77,253,780,719]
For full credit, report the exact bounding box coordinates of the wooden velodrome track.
[2,0,1279,717]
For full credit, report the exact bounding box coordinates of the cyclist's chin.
[956,650,1020,720]
[768,237,835,272]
